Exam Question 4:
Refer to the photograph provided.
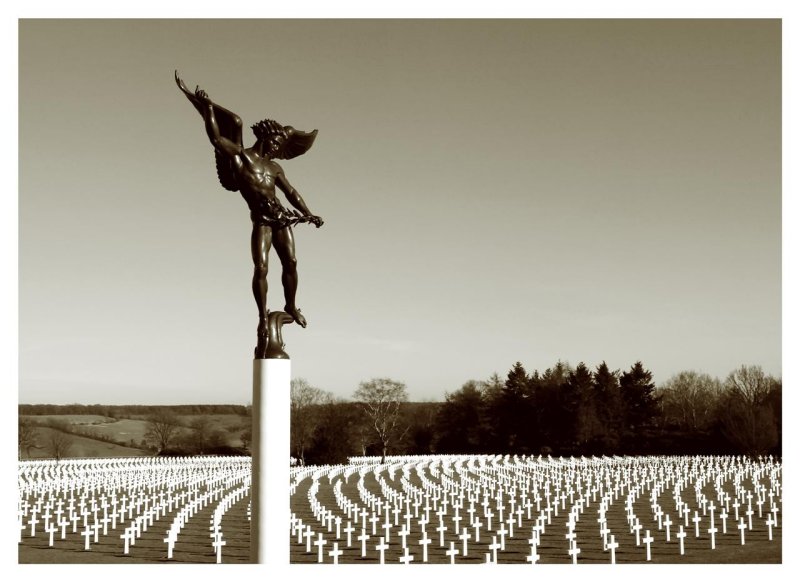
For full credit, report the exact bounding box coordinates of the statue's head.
[251,119,288,157]
[250,119,317,160]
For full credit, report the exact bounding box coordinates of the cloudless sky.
[17,18,781,404]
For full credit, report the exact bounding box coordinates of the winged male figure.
[175,72,323,358]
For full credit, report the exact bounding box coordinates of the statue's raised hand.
[194,86,211,104]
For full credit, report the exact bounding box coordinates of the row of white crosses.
[291,454,781,564]
[292,454,550,563]
[19,456,250,562]
[204,482,250,563]
[628,455,783,559]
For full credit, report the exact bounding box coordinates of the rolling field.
[22,427,149,460]
[20,413,251,459]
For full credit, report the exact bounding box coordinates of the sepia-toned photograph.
[15,16,782,568]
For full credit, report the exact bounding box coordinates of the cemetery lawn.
[288,456,782,565]
[18,455,781,564]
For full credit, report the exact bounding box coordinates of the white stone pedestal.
[251,358,290,564]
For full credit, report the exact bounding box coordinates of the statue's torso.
[236,149,290,225]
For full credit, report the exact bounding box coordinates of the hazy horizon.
[19,19,781,405]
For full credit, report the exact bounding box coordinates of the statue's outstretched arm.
[196,91,242,158]
[175,71,243,158]
[276,172,324,228]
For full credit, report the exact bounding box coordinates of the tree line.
[18,361,780,463]
[292,361,781,465]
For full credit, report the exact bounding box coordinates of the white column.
[251,358,291,564]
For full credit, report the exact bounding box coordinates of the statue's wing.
[278,126,318,160]
[175,71,243,191]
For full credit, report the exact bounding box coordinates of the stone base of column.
[251,358,290,564]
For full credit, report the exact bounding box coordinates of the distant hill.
[18,405,252,460]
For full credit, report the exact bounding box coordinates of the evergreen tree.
[536,361,572,452]
[563,362,598,451]
[433,381,488,453]
[497,362,531,452]
[619,361,658,440]
[592,362,622,453]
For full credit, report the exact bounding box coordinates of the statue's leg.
[273,226,306,328]
[251,223,272,357]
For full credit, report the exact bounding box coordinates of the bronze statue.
[175,72,323,359]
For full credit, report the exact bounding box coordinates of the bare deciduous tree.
[188,417,226,454]
[719,365,780,456]
[725,365,774,407]
[44,427,73,461]
[353,378,409,462]
[657,371,723,431]
[240,426,252,451]
[144,410,181,453]
[18,417,40,459]
[290,378,331,465]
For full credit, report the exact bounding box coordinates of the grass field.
[21,414,116,426]
[20,413,251,458]
[80,419,152,446]
[23,427,148,459]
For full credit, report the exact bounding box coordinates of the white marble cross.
[568,544,581,564]
[82,524,93,550]
[212,532,226,564]
[328,542,343,564]
[164,528,178,559]
[488,535,501,563]
[418,529,431,562]
[399,525,410,549]
[376,536,389,564]
[676,524,687,555]
[473,517,483,542]
[632,519,642,546]
[436,521,447,546]
[708,522,718,550]
[120,527,134,554]
[446,540,460,564]
[642,530,654,561]
[314,532,327,563]
[343,521,354,546]
[607,534,619,564]
[692,511,702,537]
[28,509,39,537]
[459,527,471,556]
[358,529,370,557]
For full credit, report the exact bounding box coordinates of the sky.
[16,18,782,405]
